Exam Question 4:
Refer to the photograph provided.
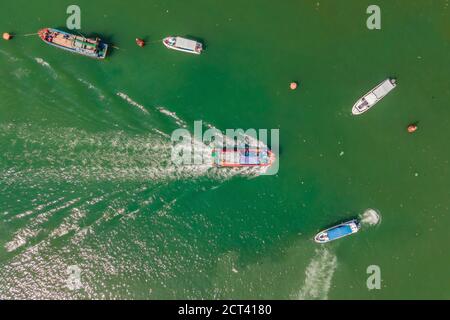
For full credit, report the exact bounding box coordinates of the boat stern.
[268,150,276,166]
[97,42,108,59]
[195,42,203,54]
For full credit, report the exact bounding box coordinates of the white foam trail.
[5,197,81,252]
[116,92,149,114]
[152,128,170,138]
[203,122,265,148]
[34,57,50,68]
[297,248,338,300]
[34,57,58,79]
[157,106,187,127]
[11,68,30,79]
[50,207,86,238]
[0,124,247,185]
[78,78,106,101]
[0,49,19,62]
[360,208,381,226]
[11,198,64,221]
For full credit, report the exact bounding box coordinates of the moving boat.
[352,78,397,115]
[212,148,275,167]
[163,36,203,55]
[314,219,361,243]
[38,28,108,59]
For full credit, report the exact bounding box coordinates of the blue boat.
[314,219,361,243]
[38,28,108,59]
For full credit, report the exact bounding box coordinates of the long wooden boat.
[212,148,275,167]
[38,28,108,59]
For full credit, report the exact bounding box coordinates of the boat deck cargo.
[163,36,203,55]
[212,148,275,167]
[38,28,108,59]
[352,78,397,115]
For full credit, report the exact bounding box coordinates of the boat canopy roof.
[327,225,353,240]
[373,80,395,99]
[175,37,198,50]
[365,93,378,105]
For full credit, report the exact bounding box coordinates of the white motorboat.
[163,36,203,55]
[352,78,397,115]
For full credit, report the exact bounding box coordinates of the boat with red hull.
[38,28,108,59]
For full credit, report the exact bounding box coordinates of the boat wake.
[157,106,187,127]
[34,57,58,79]
[297,248,338,300]
[0,124,247,185]
[360,208,381,227]
[116,92,149,114]
[0,122,270,256]
[34,57,51,68]
[0,49,20,62]
[78,78,106,101]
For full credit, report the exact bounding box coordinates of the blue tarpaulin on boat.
[328,225,352,240]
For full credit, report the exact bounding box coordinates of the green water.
[1,0,450,299]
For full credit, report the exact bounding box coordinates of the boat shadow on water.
[89,33,119,58]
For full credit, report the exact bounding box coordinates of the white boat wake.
[0,124,248,184]
[297,248,338,300]
[157,106,187,127]
[34,57,58,79]
[360,208,381,226]
[116,92,149,114]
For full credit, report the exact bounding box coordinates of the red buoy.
[290,82,298,90]
[3,32,12,41]
[407,124,418,133]
[136,38,145,47]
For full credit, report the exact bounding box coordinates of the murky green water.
[0,0,449,299]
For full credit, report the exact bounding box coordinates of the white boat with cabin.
[163,36,203,55]
[352,78,397,115]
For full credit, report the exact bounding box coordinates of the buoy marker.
[407,124,418,133]
[136,38,145,47]
[290,81,298,90]
[3,32,12,41]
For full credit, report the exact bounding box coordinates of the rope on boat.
[18,33,39,37]
[10,31,160,51]
[146,39,164,44]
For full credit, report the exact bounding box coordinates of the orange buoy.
[290,81,298,90]
[407,124,418,133]
[136,38,145,47]
[3,32,12,41]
